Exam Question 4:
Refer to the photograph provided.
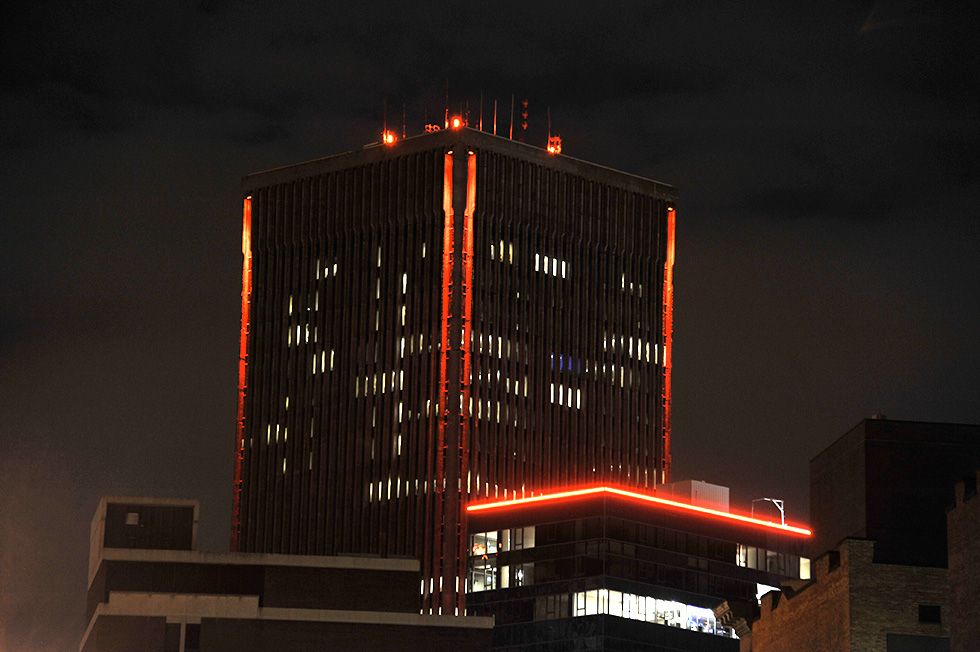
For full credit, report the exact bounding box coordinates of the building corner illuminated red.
[430,148,477,615]
[662,207,676,485]
[231,195,252,551]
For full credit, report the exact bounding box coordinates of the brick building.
[745,539,949,651]
[744,418,980,651]
[947,471,980,652]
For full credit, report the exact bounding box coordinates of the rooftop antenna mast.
[520,98,528,142]
[444,80,449,129]
[509,94,514,139]
[479,91,484,131]
[402,103,407,139]
[493,99,497,136]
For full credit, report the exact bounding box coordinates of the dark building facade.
[746,418,980,651]
[232,127,678,612]
[82,497,492,652]
[947,471,980,652]
[809,418,980,566]
[463,486,812,651]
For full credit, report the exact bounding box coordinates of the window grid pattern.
[235,132,677,615]
[467,150,672,502]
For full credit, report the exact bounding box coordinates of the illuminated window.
[513,563,534,587]
[800,557,811,580]
[550,383,582,409]
[567,590,733,638]
[469,560,497,592]
[124,512,139,526]
[533,253,568,277]
[470,531,499,556]
[499,525,535,551]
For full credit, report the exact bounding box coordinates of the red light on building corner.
[230,195,253,551]
[547,135,562,155]
[450,116,463,130]
[466,486,813,537]
[382,130,397,145]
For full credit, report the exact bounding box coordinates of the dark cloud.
[1,1,978,649]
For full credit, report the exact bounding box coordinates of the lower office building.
[81,497,492,652]
[462,482,812,651]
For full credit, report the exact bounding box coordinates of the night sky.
[2,2,978,649]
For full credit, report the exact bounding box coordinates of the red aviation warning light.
[547,135,562,155]
[381,130,397,145]
[450,115,463,130]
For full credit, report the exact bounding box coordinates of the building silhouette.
[809,418,980,566]
[231,127,678,612]
[747,418,980,651]
[81,497,491,652]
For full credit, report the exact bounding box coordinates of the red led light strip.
[466,486,812,537]
[457,151,477,612]
[230,195,253,551]
[662,207,675,484]
[429,152,455,612]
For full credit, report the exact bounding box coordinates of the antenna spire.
[520,98,528,142]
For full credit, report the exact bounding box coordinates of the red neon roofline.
[465,486,812,537]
